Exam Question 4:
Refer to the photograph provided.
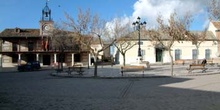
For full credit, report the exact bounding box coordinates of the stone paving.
[1,64,220,110]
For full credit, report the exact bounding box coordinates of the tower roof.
[43,2,50,12]
[41,0,52,21]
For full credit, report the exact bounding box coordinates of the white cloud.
[131,0,208,29]
[105,15,132,37]
[106,0,208,31]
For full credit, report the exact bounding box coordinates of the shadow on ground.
[1,70,220,110]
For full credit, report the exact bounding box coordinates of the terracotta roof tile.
[0,28,40,37]
[141,30,217,40]
[212,21,220,29]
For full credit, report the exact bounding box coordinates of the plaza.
[1,64,220,110]
[1,1,220,109]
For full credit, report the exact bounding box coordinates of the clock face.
[44,25,50,31]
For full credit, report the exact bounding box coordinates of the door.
[156,48,163,62]
[74,54,81,62]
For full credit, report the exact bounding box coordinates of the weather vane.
[46,0,49,5]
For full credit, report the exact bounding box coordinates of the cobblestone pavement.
[0,65,220,110]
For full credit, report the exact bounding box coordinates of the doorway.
[156,48,163,62]
[74,54,81,62]
[43,55,51,65]
[27,54,36,62]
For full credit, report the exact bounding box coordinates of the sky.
[0,0,211,32]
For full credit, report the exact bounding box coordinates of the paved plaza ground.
[0,64,220,110]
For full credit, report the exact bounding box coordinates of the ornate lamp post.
[132,17,146,63]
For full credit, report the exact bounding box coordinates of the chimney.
[15,27,20,33]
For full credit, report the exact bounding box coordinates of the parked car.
[17,61,41,72]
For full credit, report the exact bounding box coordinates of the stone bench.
[121,66,144,77]
[66,63,85,75]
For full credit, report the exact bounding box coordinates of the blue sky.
[0,0,209,32]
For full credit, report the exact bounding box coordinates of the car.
[17,61,41,72]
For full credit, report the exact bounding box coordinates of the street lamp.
[132,17,146,59]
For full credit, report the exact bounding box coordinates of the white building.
[113,21,220,65]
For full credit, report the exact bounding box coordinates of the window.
[110,45,114,56]
[141,50,145,60]
[141,50,145,56]
[12,42,18,51]
[205,49,211,59]
[28,42,34,51]
[175,49,181,60]
[192,49,197,60]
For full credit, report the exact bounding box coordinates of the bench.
[121,66,144,77]
[97,62,114,68]
[66,63,85,75]
[174,60,184,65]
[206,59,215,66]
[182,59,197,65]
[186,64,207,73]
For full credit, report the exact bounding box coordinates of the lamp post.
[132,17,146,63]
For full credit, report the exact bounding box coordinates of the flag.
[41,35,44,50]
[45,37,48,51]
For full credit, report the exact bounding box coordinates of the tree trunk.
[168,50,174,76]
[60,50,64,71]
[94,55,98,77]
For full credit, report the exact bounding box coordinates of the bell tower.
[40,0,53,36]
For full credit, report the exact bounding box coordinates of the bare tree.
[107,18,137,66]
[208,0,220,20]
[181,12,207,63]
[64,8,115,77]
[186,30,207,63]
[50,25,77,71]
[148,12,193,76]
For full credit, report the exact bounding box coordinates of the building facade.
[1,2,219,67]
[0,2,89,67]
[114,22,220,65]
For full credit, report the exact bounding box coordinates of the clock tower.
[40,1,53,36]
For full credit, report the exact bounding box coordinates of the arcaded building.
[0,2,89,67]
